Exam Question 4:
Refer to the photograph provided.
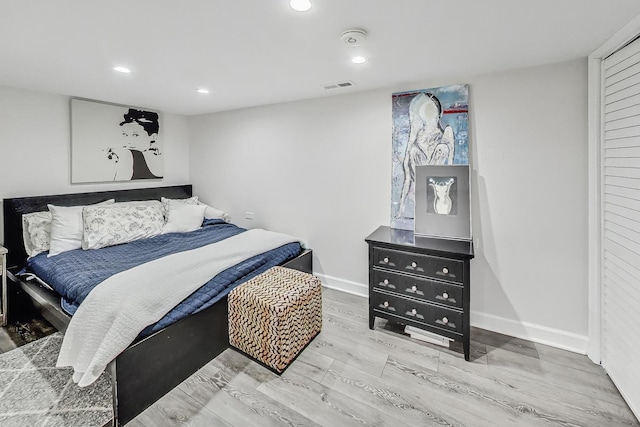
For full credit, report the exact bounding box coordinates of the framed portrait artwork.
[71,98,164,183]
[414,164,471,241]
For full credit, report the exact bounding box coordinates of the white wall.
[0,85,191,244]
[189,58,589,352]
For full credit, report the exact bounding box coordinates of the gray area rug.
[0,333,112,426]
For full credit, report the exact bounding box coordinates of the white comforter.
[56,228,300,386]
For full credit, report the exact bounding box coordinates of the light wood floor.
[128,288,638,427]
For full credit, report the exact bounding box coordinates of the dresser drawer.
[372,270,463,309]
[372,291,430,323]
[372,291,463,334]
[430,306,463,334]
[372,247,463,283]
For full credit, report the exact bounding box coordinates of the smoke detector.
[340,29,367,47]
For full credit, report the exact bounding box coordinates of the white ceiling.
[2,0,640,116]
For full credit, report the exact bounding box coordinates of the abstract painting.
[71,99,163,183]
[391,84,469,230]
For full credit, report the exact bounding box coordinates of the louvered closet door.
[602,36,640,417]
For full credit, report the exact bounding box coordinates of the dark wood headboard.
[2,184,192,269]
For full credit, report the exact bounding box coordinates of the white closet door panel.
[604,238,640,271]
[602,36,640,418]
[604,157,640,168]
[605,103,640,122]
[604,136,640,149]
[604,146,640,157]
[603,318,640,357]
[605,203,640,226]
[604,191,640,211]
[603,334,640,375]
[604,230,640,256]
[605,221,640,246]
[605,40,640,73]
[604,274,640,310]
[605,166,640,179]
[605,175,640,190]
[604,72,640,96]
[605,125,640,140]
[605,92,640,114]
[605,60,640,87]
[605,248,640,274]
[604,263,640,304]
[605,184,640,201]
[605,84,640,104]
[605,210,640,232]
[602,318,640,354]
[604,114,640,131]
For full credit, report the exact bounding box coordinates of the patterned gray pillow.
[22,211,53,257]
[82,203,165,250]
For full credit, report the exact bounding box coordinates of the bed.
[2,185,312,426]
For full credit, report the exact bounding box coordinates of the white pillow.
[83,203,165,250]
[161,196,198,218]
[162,203,207,234]
[48,199,115,257]
[198,201,230,222]
[161,196,229,222]
[22,211,53,257]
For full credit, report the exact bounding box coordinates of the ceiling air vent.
[324,81,356,90]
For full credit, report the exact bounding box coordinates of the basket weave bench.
[228,266,322,373]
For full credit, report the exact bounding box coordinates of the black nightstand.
[365,226,474,360]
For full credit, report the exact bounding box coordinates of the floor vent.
[324,81,356,90]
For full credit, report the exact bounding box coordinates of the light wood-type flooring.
[128,288,638,427]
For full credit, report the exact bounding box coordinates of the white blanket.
[56,229,300,386]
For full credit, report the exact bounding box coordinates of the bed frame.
[2,185,312,426]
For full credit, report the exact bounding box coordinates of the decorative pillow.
[82,203,165,250]
[161,196,229,222]
[161,203,207,234]
[48,199,115,257]
[22,211,53,257]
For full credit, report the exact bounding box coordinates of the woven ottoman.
[228,266,322,373]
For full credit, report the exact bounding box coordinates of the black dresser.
[365,226,474,360]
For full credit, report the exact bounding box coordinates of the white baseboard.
[470,310,588,355]
[314,275,588,354]
[314,273,368,297]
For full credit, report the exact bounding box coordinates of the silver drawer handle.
[383,257,389,263]
[411,262,417,268]
[442,317,449,324]
[411,285,417,292]
[442,292,449,299]
[442,267,449,274]
[383,279,389,285]
[383,301,389,307]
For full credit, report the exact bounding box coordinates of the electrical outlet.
[245,211,254,220]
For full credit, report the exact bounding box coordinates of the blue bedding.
[27,219,302,335]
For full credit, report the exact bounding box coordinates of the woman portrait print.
[106,109,163,180]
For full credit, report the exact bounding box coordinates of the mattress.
[27,219,302,335]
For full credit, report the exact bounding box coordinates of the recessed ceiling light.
[351,56,367,64]
[290,0,311,12]
[197,88,210,94]
[113,66,131,74]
